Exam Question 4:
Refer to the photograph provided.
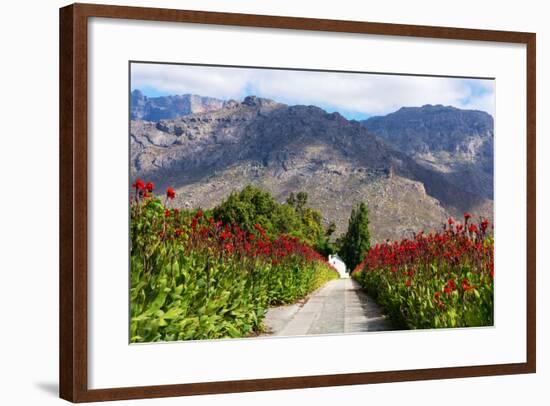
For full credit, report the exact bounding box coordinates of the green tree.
[213,185,325,247]
[339,202,371,269]
[212,185,278,233]
[286,192,296,208]
[325,222,336,238]
[295,191,308,211]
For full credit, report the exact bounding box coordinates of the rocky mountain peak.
[130,90,227,121]
[242,95,281,108]
[419,104,454,111]
[224,99,240,109]
[132,88,144,99]
[363,105,493,155]
[127,82,500,244]
[362,105,494,200]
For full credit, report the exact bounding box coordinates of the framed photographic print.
[59,3,536,402]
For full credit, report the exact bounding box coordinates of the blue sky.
[131,63,494,120]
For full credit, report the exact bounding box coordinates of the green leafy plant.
[352,214,494,329]
[130,180,338,342]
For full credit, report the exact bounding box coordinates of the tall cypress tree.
[340,202,371,270]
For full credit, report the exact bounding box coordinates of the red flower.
[165,209,171,217]
[405,279,412,288]
[468,224,478,234]
[434,291,440,299]
[132,178,145,190]
[145,181,154,192]
[166,187,176,199]
[462,278,474,292]
[447,218,454,226]
[464,212,472,221]
[444,279,457,294]
[196,210,203,218]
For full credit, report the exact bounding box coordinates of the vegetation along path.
[263,278,394,336]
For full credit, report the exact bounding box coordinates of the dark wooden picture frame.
[59,3,536,402]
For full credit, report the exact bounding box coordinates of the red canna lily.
[447,279,457,290]
[350,216,493,328]
[132,178,145,190]
[166,187,176,200]
[462,278,471,291]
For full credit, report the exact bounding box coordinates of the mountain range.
[131,89,226,121]
[362,104,494,200]
[130,92,494,242]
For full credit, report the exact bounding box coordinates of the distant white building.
[328,254,348,278]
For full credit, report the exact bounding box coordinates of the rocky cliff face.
[362,105,494,199]
[130,90,226,121]
[131,97,493,242]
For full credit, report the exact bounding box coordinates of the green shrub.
[130,182,338,342]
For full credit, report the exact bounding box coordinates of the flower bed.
[352,214,494,329]
[130,180,338,342]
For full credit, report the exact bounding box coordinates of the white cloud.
[131,63,494,117]
[131,64,252,99]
